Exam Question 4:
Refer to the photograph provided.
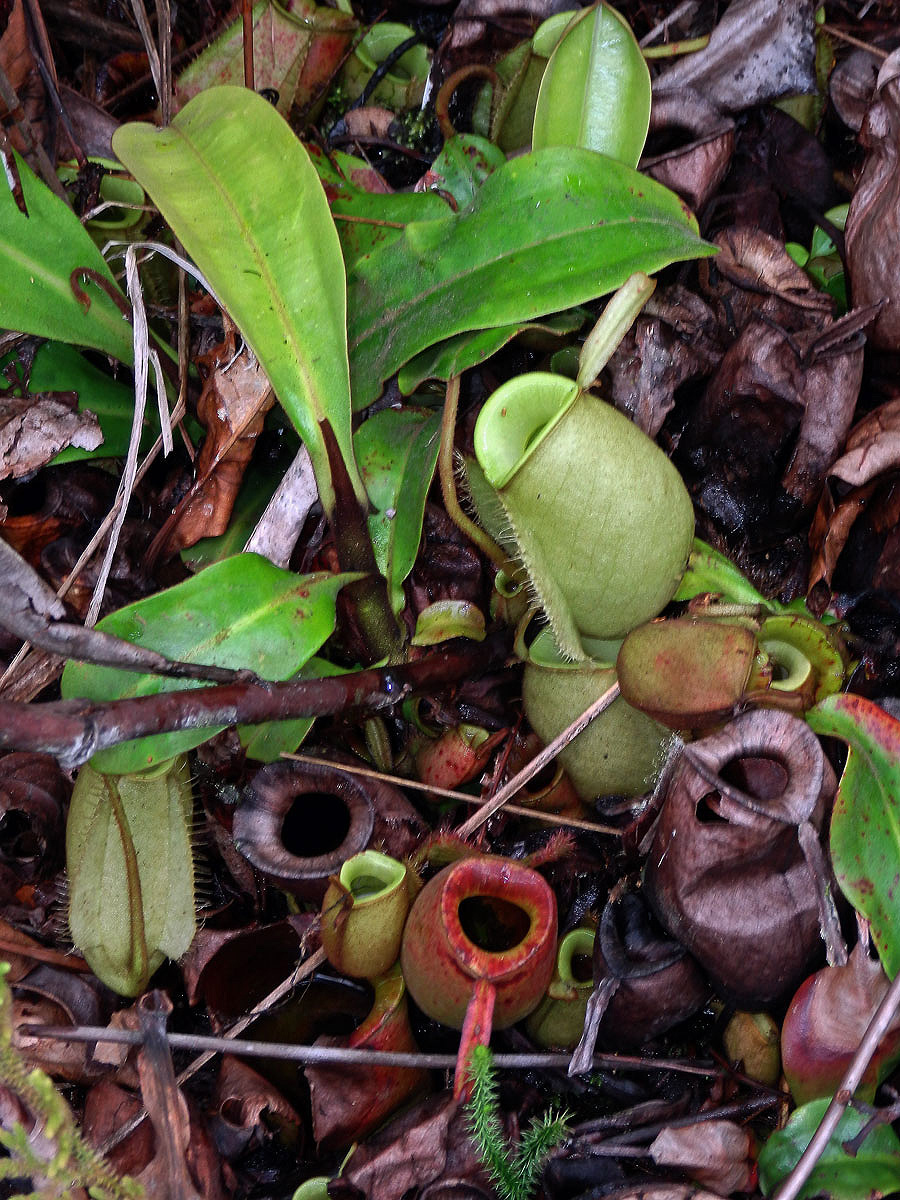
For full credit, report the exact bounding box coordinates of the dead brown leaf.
[335,1092,506,1200]
[13,965,110,1083]
[707,227,833,325]
[846,48,900,350]
[0,391,102,480]
[829,397,900,486]
[0,0,47,151]
[830,48,881,133]
[642,89,734,214]
[212,1056,299,1158]
[162,325,274,553]
[679,307,866,542]
[653,0,816,113]
[806,479,874,606]
[606,285,724,437]
[649,1121,756,1194]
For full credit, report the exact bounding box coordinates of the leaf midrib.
[163,121,324,425]
[348,212,706,351]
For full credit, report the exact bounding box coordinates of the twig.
[772,964,900,1200]
[456,682,621,837]
[285,753,622,836]
[0,635,511,768]
[639,0,698,47]
[23,1025,721,1078]
[241,0,254,91]
[85,246,158,627]
[819,23,889,60]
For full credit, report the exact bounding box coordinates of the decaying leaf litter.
[2,0,900,1196]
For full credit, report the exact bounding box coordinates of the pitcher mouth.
[439,857,556,983]
[474,372,580,490]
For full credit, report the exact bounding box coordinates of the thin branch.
[820,23,889,59]
[23,1025,721,1077]
[0,636,511,768]
[772,965,900,1200]
[456,682,621,837]
[285,753,622,836]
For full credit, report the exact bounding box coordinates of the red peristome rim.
[439,857,557,982]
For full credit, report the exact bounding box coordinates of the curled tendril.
[69,268,132,320]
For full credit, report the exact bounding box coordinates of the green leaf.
[397,311,585,394]
[758,1098,900,1199]
[310,145,450,266]
[112,86,362,516]
[806,693,900,978]
[355,407,441,611]
[60,554,360,773]
[67,756,196,996]
[0,154,134,364]
[28,341,156,464]
[424,135,506,211]
[347,146,714,409]
[532,2,651,167]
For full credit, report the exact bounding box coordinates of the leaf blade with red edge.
[806,692,900,977]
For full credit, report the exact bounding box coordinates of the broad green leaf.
[806,693,900,978]
[309,145,449,266]
[28,342,155,464]
[60,554,360,773]
[67,756,195,996]
[0,154,134,364]
[355,407,441,612]
[758,1098,900,1199]
[532,2,650,166]
[397,311,586,394]
[347,147,714,409]
[175,0,356,117]
[113,86,362,516]
[424,135,506,211]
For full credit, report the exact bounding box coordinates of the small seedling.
[465,1043,569,1200]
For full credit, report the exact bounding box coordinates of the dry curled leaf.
[606,285,724,437]
[163,329,274,553]
[13,965,110,1084]
[0,392,102,480]
[649,1121,756,1194]
[212,1056,299,1159]
[0,0,47,154]
[653,0,816,113]
[679,311,866,543]
[846,49,900,350]
[829,397,900,487]
[642,89,735,214]
[830,49,882,133]
[706,227,833,326]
